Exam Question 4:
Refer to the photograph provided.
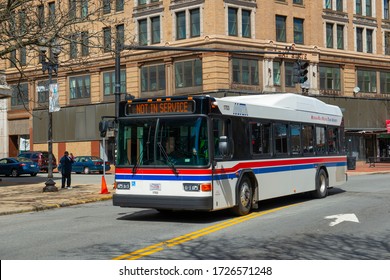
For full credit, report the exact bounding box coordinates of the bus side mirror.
[219,136,230,157]
[99,121,108,138]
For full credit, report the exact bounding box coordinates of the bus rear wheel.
[313,169,329,198]
[232,177,252,216]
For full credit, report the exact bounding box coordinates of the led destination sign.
[127,100,195,115]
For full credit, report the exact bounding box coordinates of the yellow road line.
[113,203,299,260]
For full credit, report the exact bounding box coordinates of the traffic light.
[293,60,309,84]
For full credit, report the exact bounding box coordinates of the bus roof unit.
[215,93,343,126]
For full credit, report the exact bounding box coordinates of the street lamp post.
[40,45,61,192]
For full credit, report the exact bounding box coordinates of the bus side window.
[315,126,326,154]
[290,124,302,156]
[213,118,232,159]
[327,127,339,154]
[250,122,271,156]
[274,123,288,156]
[302,125,314,155]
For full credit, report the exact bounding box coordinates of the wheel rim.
[240,182,251,208]
[319,174,326,194]
[12,170,17,177]
[84,167,89,174]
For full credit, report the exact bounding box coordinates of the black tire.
[11,169,19,177]
[313,169,329,198]
[31,173,37,177]
[232,177,253,216]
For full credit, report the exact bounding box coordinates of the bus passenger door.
[211,118,237,210]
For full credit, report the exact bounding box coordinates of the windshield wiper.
[132,149,143,174]
[157,142,179,175]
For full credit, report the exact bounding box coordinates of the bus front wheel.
[313,169,329,198]
[232,177,252,216]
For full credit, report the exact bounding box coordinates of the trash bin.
[347,156,356,170]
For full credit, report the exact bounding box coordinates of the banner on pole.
[49,83,60,112]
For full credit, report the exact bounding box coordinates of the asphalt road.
[0,174,389,260]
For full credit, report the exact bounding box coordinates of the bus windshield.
[117,116,209,168]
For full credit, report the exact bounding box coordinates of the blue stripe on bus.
[115,162,346,181]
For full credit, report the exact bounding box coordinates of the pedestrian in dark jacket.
[60,151,74,189]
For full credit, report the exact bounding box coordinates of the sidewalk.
[0,179,113,216]
[0,161,389,216]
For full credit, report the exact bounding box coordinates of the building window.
[366,0,372,17]
[11,83,29,108]
[326,0,344,11]
[175,59,202,89]
[116,24,124,50]
[10,50,16,67]
[69,34,78,59]
[242,9,251,38]
[356,27,375,53]
[326,23,345,49]
[103,70,126,96]
[141,64,166,95]
[385,31,390,54]
[293,0,303,5]
[336,0,343,11]
[151,17,160,44]
[273,61,281,86]
[137,15,161,45]
[103,27,111,52]
[232,58,259,85]
[356,27,363,52]
[228,7,238,36]
[138,19,148,45]
[366,29,373,53]
[326,23,333,48]
[176,11,186,40]
[385,0,390,20]
[293,18,304,44]
[337,25,344,49]
[116,0,124,12]
[227,7,252,38]
[357,69,376,93]
[48,2,55,23]
[69,75,91,99]
[103,0,111,14]
[380,72,390,94]
[81,0,88,17]
[38,5,45,28]
[81,31,89,56]
[174,7,201,40]
[20,47,26,66]
[276,15,286,42]
[319,65,341,91]
[69,0,76,19]
[190,8,200,37]
[356,0,362,15]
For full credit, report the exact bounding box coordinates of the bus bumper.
[113,194,213,211]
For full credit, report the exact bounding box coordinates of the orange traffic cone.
[100,176,110,194]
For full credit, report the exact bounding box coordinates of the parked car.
[58,156,111,174]
[0,157,40,177]
[18,151,57,172]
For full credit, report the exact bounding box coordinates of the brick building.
[4,0,390,162]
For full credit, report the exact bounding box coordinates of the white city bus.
[113,93,347,215]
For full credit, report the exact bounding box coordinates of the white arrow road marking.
[324,213,360,227]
